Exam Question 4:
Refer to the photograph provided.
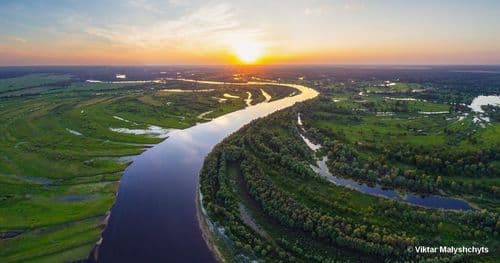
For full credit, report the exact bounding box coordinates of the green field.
[0,74,295,262]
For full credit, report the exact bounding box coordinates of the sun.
[232,41,263,64]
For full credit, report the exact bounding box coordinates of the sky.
[0,0,499,65]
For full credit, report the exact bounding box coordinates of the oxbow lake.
[298,113,474,211]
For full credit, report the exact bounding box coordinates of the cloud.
[169,0,189,6]
[304,1,362,16]
[5,36,28,44]
[304,7,328,16]
[344,0,365,11]
[127,0,191,14]
[128,0,162,13]
[83,2,267,54]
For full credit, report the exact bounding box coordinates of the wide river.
[93,80,318,262]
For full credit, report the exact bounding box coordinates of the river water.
[468,95,500,113]
[94,81,318,262]
[310,156,474,210]
[297,114,474,211]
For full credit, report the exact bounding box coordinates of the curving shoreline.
[93,79,318,262]
[196,190,224,263]
[193,80,318,262]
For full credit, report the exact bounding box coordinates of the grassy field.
[0,74,72,93]
[0,74,296,262]
[365,82,423,93]
[304,90,499,207]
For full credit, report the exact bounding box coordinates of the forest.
[200,78,499,262]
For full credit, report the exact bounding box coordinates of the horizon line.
[1,63,500,68]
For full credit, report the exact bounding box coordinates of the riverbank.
[198,95,499,262]
[0,73,300,262]
[92,79,314,262]
[194,80,319,263]
[196,190,224,263]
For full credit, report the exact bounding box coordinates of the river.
[297,114,474,211]
[92,80,318,262]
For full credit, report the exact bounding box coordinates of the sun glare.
[232,42,263,64]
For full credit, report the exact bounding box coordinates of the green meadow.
[0,74,294,262]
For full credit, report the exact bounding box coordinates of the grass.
[365,82,422,93]
[0,74,72,93]
[312,94,498,151]
[0,218,101,263]
[0,74,297,262]
[308,96,499,211]
[0,181,116,229]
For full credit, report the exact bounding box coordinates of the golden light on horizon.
[231,41,263,64]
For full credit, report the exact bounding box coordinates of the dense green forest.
[200,79,499,262]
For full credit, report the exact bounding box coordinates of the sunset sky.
[1,0,499,65]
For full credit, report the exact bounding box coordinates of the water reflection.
[95,81,318,262]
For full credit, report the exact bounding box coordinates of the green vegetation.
[0,74,72,93]
[0,74,295,262]
[302,93,499,209]
[200,81,499,262]
[365,82,423,94]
